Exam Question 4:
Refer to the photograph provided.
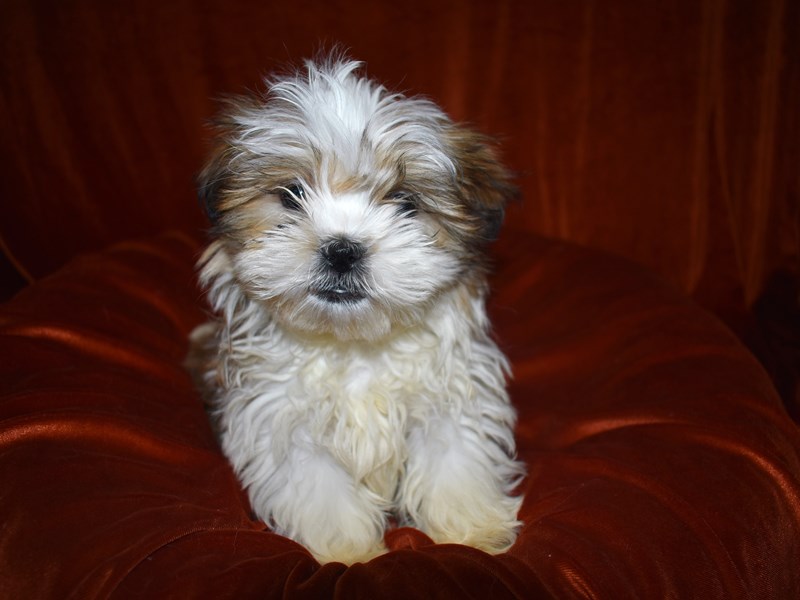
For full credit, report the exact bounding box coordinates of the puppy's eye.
[387,191,418,217]
[278,184,305,211]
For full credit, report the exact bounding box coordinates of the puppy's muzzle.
[315,237,368,304]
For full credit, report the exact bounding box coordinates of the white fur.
[188,55,524,564]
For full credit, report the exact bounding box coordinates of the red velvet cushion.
[1,231,798,598]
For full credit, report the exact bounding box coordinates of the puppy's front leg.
[399,414,523,554]
[257,445,388,564]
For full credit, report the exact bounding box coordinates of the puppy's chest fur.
[197,293,480,503]
[291,342,436,499]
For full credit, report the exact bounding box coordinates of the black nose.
[320,237,365,274]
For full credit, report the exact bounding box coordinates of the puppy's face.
[200,58,514,341]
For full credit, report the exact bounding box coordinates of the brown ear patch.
[197,96,267,225]
[197,142,235,224]
[446,126,517,242]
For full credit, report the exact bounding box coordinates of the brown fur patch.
[444,126,517,243]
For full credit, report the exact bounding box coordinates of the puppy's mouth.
[312,286,367,304]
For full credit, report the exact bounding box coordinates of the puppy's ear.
[446,126,517,242]
[197,98,257,225]
[197,144,231,224]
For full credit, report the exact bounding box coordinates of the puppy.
[187,53,524,565]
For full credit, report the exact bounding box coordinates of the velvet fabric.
[1,231,799,598]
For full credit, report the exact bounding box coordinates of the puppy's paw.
[401,445,524,554]
[310,536,387,566]
[260,452,390,565]
[266,503,388,565]
[297,503,388,564]
[420,487,522,553]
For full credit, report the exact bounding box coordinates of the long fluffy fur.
[187,53,524,564]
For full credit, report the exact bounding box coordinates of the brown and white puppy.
[188,54,523,565]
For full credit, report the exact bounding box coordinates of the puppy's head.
[200,55,515,341]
